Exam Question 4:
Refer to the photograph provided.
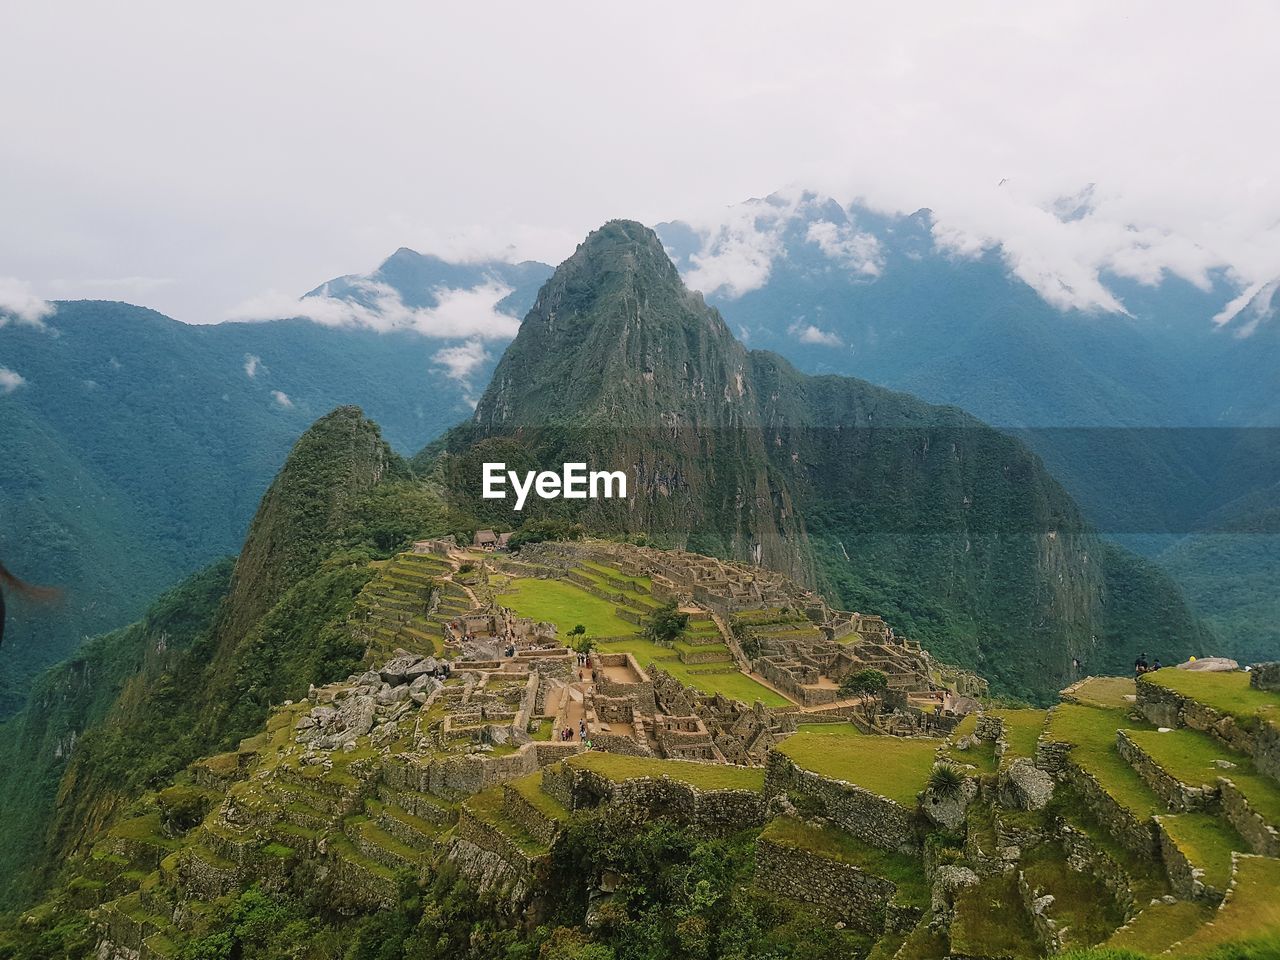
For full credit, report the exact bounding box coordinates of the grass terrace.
[507,771,568,822]
[948,873,1040,959]
[1070,676,1137,709]
[465,787,548,857]
[1172,856,1280,956]
[1045,703,1162,819]
[990,708,1047,761]
[564,752,765,792]
[1141,669,1280,729]
[592,634,790,707]
[1127,727,1280,826]
[759,816,928,907]
[1159,812,1244,891]
[1105,899,1213,955]
[1019,842,1126,947]
[775,733,939,806]
[794,721,863,739]
[497,577,639,637]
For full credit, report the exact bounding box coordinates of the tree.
[839,668,889,721]
[645,602,689,644]
[568,624,593,654]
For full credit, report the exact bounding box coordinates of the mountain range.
[1,189,1276,721]
[0,220,1211,912]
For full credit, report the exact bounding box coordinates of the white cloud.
[788,322,843,347]
[804,220,882,276]
[0,278,54,327]
[228,280,520,340]
[0,366,27,393]
[1214,277,1278,337]
[244,353,261,378]
[680,192,886,299]
[271,390,292,408]
[3,4,1280,327]
[680,192,803,298]
[432,338,493,407]
[433,338,489,381]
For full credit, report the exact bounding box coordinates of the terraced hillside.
[351,551,463,662]
[491,549,790,706]
[11,527,1280,959]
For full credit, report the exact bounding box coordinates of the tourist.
[1152,658,1162,671]
[1134,652,1149,677]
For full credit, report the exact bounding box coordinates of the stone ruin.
[518,540,986,731]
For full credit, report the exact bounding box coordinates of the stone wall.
[763,752,917,852]
[1116,730,1216,811]
[554,764,767,836]
[1220,778,1280,857]
[1155,816,1223,903]
[1250,663,1280,693]
[753,837,910,933]
[1059,822,1138,918]
[1059,761,1159,857]
[1136,677,1264,766]
[501,785,561,847]
[407,741,579,800]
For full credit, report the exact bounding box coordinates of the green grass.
[1020,842,1126,947]
[1158,813,1245,891]
[949,873,1040,959]
[497,577,639,637]
[1071,676,1138,709]
[946,737,998,775]
[1173,856,1280,955]
[1046,704,1162,819]
[465,787,548,856]
[991,708,1047,760]
[508,772,568,822]
[795,721,863,738]
[593,634,790,706]
[760,816,928,907]
[775,733,938,806]
[108,814,180,851]
[1141,670,1280,729]
[950,713,978,739]
[1126,728,1280,826]
[564,752,765,792]
[1053,784,1170,904]
[1105,899,1213,954]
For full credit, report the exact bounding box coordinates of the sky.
[1,1,1279,324]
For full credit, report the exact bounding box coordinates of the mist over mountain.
[0,298,512,715]
[435,219,1205,698]
[2,189,1274,720]
[655,192,1280,660]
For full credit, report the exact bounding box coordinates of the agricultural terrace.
[564,751,766,792]
[1141,669,1280,728]
[776,732,939,806]
[497,573,789,707]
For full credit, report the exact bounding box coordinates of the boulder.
[923,775,978,830]
[371,721,399,746]
[376,684,411,706]
[330,695,378,746]
[379,655,423,685]
[486,724,512,747]
[405,657,437,681]
[999,757,1055,811]
[931,865,980,913]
